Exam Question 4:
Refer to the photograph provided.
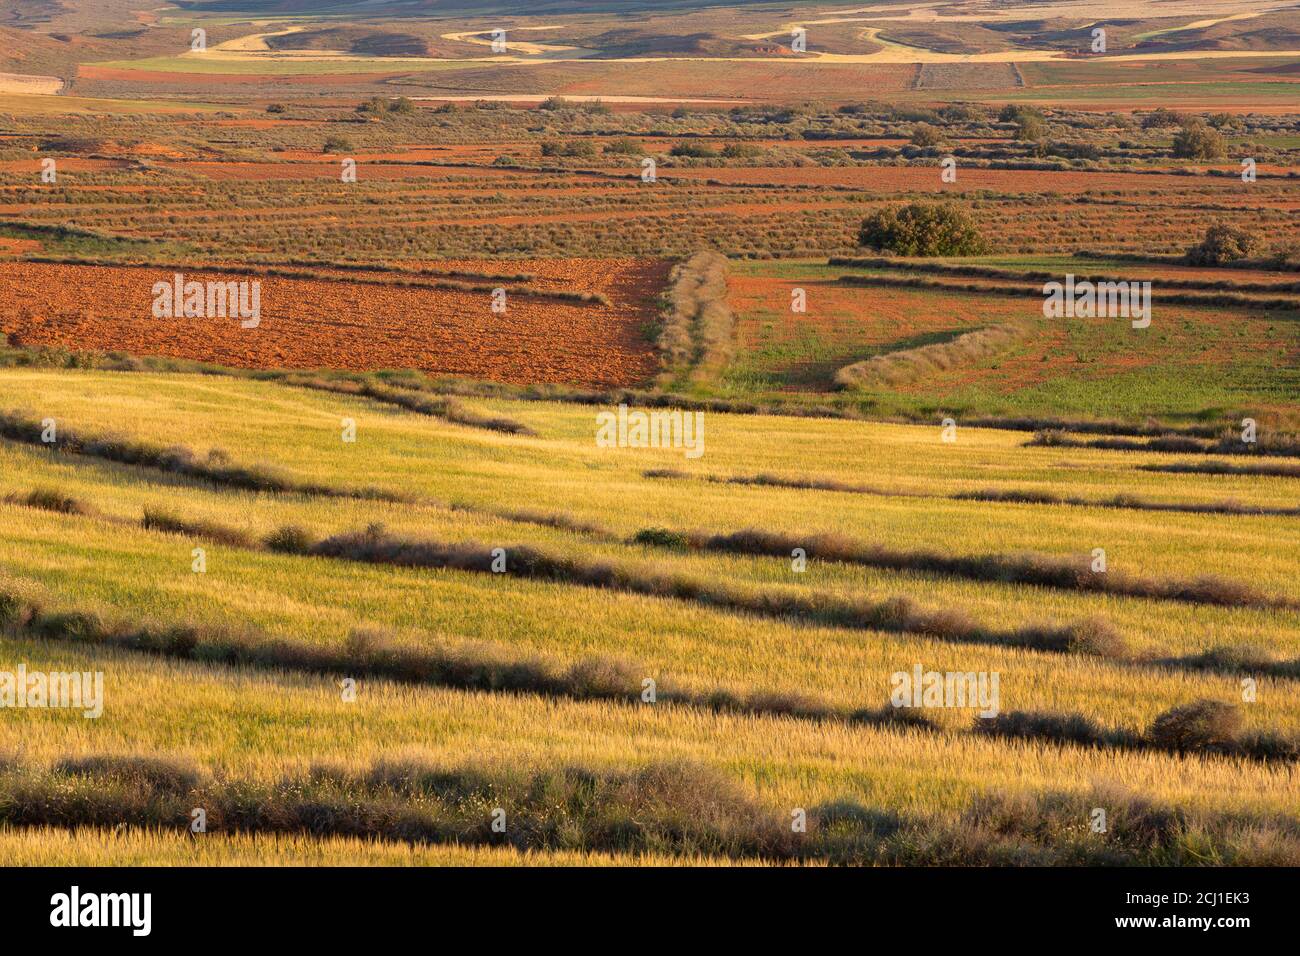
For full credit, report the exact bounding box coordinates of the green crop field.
[720,258,1300,421]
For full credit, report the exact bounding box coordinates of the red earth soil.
[654,166,1282,193]
[77,65,407,86]
[0,259,667,388]
[158,159,530,181]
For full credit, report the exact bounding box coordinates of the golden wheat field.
[1,364,1297,865]
[0,0,1298,937]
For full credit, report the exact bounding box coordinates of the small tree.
[909,123,945,148]
[1013,114,1046,142]
[999,104,1042,123]
[1173,120,1226,160]
[1187,222,1261,265]
[858,203,989,257]
[322,135,353,154]
[266,103,286,114]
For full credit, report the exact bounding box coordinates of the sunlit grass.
[0,367,1296,863]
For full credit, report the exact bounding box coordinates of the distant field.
[722,258,1300,424]
[0,259,665,388]
[0,73,63,95]
[0,92,226,114]
[2,0,1299,871]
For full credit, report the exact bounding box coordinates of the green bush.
[999,104,1042,123]
[633,527,690,549]
[1187,222,1261,265]
[1172,120,1226,160]
[1141,107,1187,129]
[542,140,598,158]
[857,203,989,257]
[671,142,719,159]
[909,123,945,148]
[1013,115,1046,142]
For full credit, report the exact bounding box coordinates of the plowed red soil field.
[656,166,1269,193]
[0,259,667,388]
[158,160,531,181]
[77,65,405,86]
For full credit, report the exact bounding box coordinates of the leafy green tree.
[1173,120,1226,160]
[858,203,989,257]
[1187,222,1260,265]
[1014,115,1046,142]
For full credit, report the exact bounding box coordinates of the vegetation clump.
[858,203,989,257]
[1187,222,1261,265]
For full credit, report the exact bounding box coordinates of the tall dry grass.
[835,324,1028,390]
[657,251,735,385]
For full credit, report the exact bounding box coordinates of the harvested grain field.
[0,259,666,387]
[3,1,1300,898]
[0,72,62,95]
